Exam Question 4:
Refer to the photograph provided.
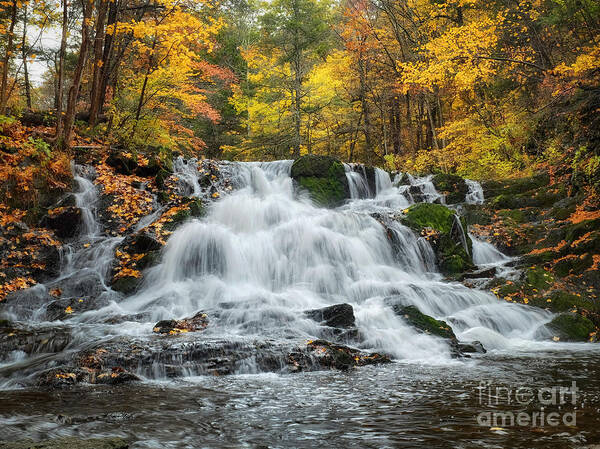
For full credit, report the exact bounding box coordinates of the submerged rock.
[290,155,349,207]
[0,437,129,449]
[458,341,487,354]
[288,340,391,372]
[153,311,209,334]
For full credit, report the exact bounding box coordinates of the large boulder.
[432,173,468,203]
[546,313,595,342]
[40,206,82,239]
[291,155,349,207]
[305,303,355,328]
[402,203,474,275]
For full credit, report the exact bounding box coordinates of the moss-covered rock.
[290,155,349,207]
[547,313,595,342]
[111,275,141,295]
[393,305,457,339]
[553,253,594,277]
[432,173,468,203]
[402,203,474,275]
[402,203,455,233]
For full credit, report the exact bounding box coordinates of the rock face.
[40,207,82,239]
[290,155,349,207]
[546,313,595,342]
[402,203,474,275]
[432,173,468,203]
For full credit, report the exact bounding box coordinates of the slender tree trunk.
[89,0,109,126]
[293,56,302,158]
[358,54,373,163]
[97,0,119,118]
[0,0,18,114]
[55,0,69,140]
[132,35,156,137]
[61,0,93,149]
[21,5,32,109]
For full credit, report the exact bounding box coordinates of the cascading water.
[0,159,568,389]
[109,161,553,360]
[465,179,485,205]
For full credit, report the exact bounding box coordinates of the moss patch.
[291,155,349,207]
[547,313,595,342]
[402,203,455,234]
[393,305,456,339]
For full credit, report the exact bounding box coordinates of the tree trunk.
[61,0,92,149]
[55,0,69,140]
[21,5,32,109]
[358,54,373,163]
[88,0,109,126]
[97,0,119,118]
[0,0,18,114]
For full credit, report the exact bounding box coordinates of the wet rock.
[153,311,209,334]
[458,341,486,354]
[287,340,391,372]
[290,155,349,207]
[111,275,141,295]
[546,313,595,342]
[392,305,457,340]
[40,207,82,239]
[305,303,355,328]
[432,173,468,203]
[0,325,72,358]
[402,203,474,275]
[460,267,497,280]
[105,152,138,175]
[0,437,129,449]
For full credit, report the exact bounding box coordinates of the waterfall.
[465,179,484,205]
[344,163,372,199]
[0,159,559,388]
[119,161,552,358]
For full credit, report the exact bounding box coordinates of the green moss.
[529,290,596,313]
[497,209,527,224]
[393,305,456,339]
[526,267,554,290]
[291,155,348,207]
[403,203,455,234]
[547,313,595,342]
[554,253,593,277]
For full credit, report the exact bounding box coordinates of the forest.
[0,0,598,178]
[1,0,600,447]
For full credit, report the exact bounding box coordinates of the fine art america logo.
[476,381,578,427]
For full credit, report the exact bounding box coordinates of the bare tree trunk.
[0,0,18,114]
[61,0,93,149]
[97,0,119,118]
[132,35,156,137]
[55,0,69,140]
[358,54,373,163]
[89,0,109,126]
[21,5,32,109]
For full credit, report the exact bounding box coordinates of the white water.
[112,161,553,359]
[465,179,484,205]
